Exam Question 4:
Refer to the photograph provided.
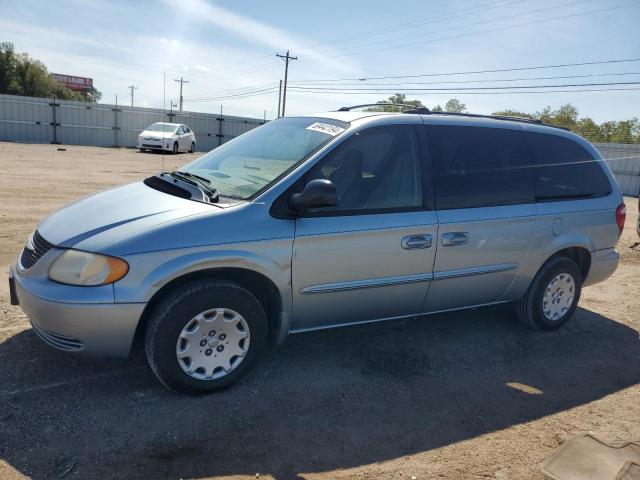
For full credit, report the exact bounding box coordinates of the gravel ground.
[0,142,639,480]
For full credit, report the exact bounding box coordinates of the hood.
[139,130,176,139]
[38,181,217,249]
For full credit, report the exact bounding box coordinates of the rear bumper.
[584,248,619,286]
[12,266,145,358]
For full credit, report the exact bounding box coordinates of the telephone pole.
[174,76,189,111]
[276,50,297,117]
[277,80,283,118]
[127,84,138,107]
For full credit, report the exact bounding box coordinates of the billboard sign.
[51,73,94,92]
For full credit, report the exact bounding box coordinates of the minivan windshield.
[180,117,349,199]
[146,123,177,132]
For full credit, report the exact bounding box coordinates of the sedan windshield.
[180,117,349,199]
[146,123,177,133]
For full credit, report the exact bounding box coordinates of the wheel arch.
[132,266,286,352]
[549,245,591,281]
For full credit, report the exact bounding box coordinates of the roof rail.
[335,104,569,131]
[337,103,430,114]
[425,111,570,131]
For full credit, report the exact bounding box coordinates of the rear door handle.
[401,234,432,250]
[441,232,469,247]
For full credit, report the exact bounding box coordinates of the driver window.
[306,126,422,212]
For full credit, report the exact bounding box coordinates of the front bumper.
[137,137,173,150]
[11,265,146,358]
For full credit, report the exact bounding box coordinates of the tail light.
[615,202,626,234]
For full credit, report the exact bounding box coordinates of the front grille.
[20,230,54,269]
[31,322,84,352]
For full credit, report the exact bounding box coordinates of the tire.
[516,256,582,331]
[139,148,145,153]
[189,142,195,153]
[145,279,268,395]
[172,142,178,154]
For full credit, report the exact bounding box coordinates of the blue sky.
[1,0,639,121]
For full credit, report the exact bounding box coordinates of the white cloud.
[166,0,356,74]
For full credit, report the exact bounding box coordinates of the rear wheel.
[516,256,582,330]
[145,279,268,395]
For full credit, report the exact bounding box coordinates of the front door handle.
[441,232,469,247]
[401,234,432,250]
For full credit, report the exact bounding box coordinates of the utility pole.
[277,80,282,118]
[127,84,138,107]
[276,50,297,117]
[174,76,189,111]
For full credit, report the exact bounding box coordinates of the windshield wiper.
[169,171,219,202]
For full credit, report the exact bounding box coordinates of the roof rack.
[425,111,572,130]
[337,103,430,114]
[335,104,570,131]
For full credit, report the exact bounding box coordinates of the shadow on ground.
[1,305,638,479]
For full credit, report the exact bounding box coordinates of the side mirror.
[288,179,338,211]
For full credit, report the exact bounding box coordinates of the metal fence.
[0,93,265,152]
[595,143,640,197]
[1,94,639,196]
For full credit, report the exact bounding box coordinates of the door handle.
[401,234,432,250]
[441,232,469,247]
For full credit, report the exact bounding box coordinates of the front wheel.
[172,141,178,154]
[145,279,268,395]
[516,256,582,330]
[139,148,145,153]
[189,142,195,153]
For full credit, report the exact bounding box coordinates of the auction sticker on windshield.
[305,122,346,136]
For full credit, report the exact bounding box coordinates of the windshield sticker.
[305,122,345,136]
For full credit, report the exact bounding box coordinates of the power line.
[288,81,640,93]
[304,0,596,60]
[184,86,279,103]
[276,50,297,117]
[292,57,640,83]
[290,72,640,88]
[287,86,640,96]
[174,76,190,111]
[186,82,279,100]
[300,0,526,51]
[301,1,639,62]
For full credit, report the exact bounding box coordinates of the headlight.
[49,250,129,286]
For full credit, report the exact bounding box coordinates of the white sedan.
[137,122,196,153]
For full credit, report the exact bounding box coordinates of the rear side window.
[425,125,534,210]
[523,132,611,200]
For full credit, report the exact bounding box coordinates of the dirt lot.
[0,142,639,480]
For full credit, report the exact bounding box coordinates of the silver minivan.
[9,106,625,394]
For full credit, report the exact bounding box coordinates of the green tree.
[0,42,101,102]
[369,93,423,112]
[431,104,443,112]
[445,98,466,113]
[575,117,605,143]
[491,109,535,119]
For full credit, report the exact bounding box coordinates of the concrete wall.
[0,93,265,152]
